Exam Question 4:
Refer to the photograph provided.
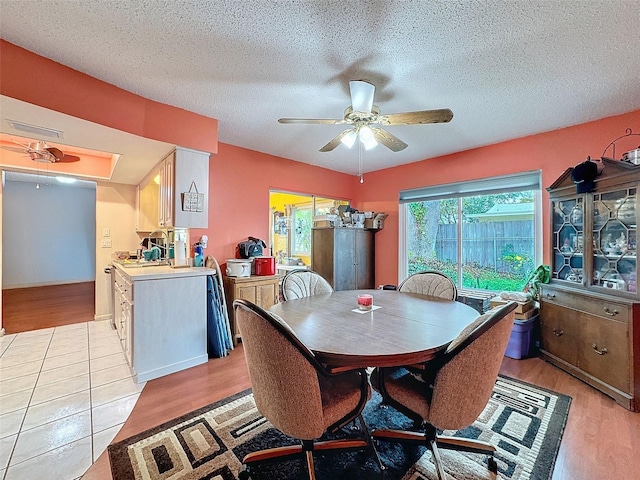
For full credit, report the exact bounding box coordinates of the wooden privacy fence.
[435,221,534,273]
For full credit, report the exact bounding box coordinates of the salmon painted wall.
[0,40,218,154]
[190,143,354,264]
[352,110,640,286]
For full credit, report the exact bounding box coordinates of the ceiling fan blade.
[59,155,81,163]
[349,80,375,114]
[45,147,64,161]
[278,118,344,125]
[319,129,354,152]
[371,128,408,152]
[379,108,454,126]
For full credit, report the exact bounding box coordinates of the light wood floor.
[2,282,95,334]
[83,348,640,480]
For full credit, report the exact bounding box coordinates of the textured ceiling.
[1,0,640,178]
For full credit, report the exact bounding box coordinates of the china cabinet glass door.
[592,187,637,293]
[552,197,584,283]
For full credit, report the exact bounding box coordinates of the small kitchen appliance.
[254,256,276,276]
[226,259,252,277]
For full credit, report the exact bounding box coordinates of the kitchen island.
[113,263,217,383]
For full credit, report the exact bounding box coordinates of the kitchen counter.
[275,264,307,271]
[113,261,216,281]
[112,261,217,383]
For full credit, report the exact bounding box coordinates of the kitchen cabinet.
[113,269,133,366]
[224,274,279,345]
[113,264,214,383]
[311,227,375,291]
[137,146,209,231]
[541,158,640,411]
[137,175,160,233]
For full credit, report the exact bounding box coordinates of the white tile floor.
[0,321,144,480]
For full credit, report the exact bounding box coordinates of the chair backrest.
[428,301,517,430]
[233,298,328,440]
[282,269,333,300]
[398,270,457,300]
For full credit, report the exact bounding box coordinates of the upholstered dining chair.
[281,269,333,301]
[233,298,381,480]
[398,270,457,300]
[397,270,458,374]
[371,301,517,479]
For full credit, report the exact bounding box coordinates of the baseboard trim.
[134,354,209,384]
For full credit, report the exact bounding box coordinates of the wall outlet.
[101,239,112,248]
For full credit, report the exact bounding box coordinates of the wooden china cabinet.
[541,158,640,411]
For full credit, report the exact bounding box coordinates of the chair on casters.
[398,270,457,300]
[397,270,457,374]
[371,301,517,480]
[281,269,333,300]
[233,298,382,480]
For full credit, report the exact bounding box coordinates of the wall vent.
[6,119,64,139]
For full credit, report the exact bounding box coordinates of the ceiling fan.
[278,80,453,152]
[1,140,80,163]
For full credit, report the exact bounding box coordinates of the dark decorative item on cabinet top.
[570,157,601,194]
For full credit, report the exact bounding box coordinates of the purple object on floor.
[505,315,538,359]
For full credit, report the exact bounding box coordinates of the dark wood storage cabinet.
[541,159,640,411]
[312,227,375,290]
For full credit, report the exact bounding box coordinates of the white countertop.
[276,265,308,271]
[114,262,216,281]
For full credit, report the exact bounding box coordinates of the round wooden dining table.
[268,289,480,370]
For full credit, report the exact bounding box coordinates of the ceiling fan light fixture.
[340,129,358,149]
[359,125,378,150]
[28,151,55,163]
[361,136,378,150]
[56,176,77,184]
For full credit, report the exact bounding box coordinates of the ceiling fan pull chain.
[358,141,364,183]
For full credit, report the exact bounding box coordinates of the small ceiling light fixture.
[56,176,77,184]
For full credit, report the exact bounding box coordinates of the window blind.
[399,170,541,204]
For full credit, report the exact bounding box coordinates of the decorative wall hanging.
[181,181,205,212]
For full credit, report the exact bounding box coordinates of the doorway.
[2,171,96,334]
[269,190,348,269]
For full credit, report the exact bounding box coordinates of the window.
[290,203,313,255]
[269,191,349,265]
[399,171,542,292]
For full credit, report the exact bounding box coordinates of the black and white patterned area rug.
[108,375,571,480]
